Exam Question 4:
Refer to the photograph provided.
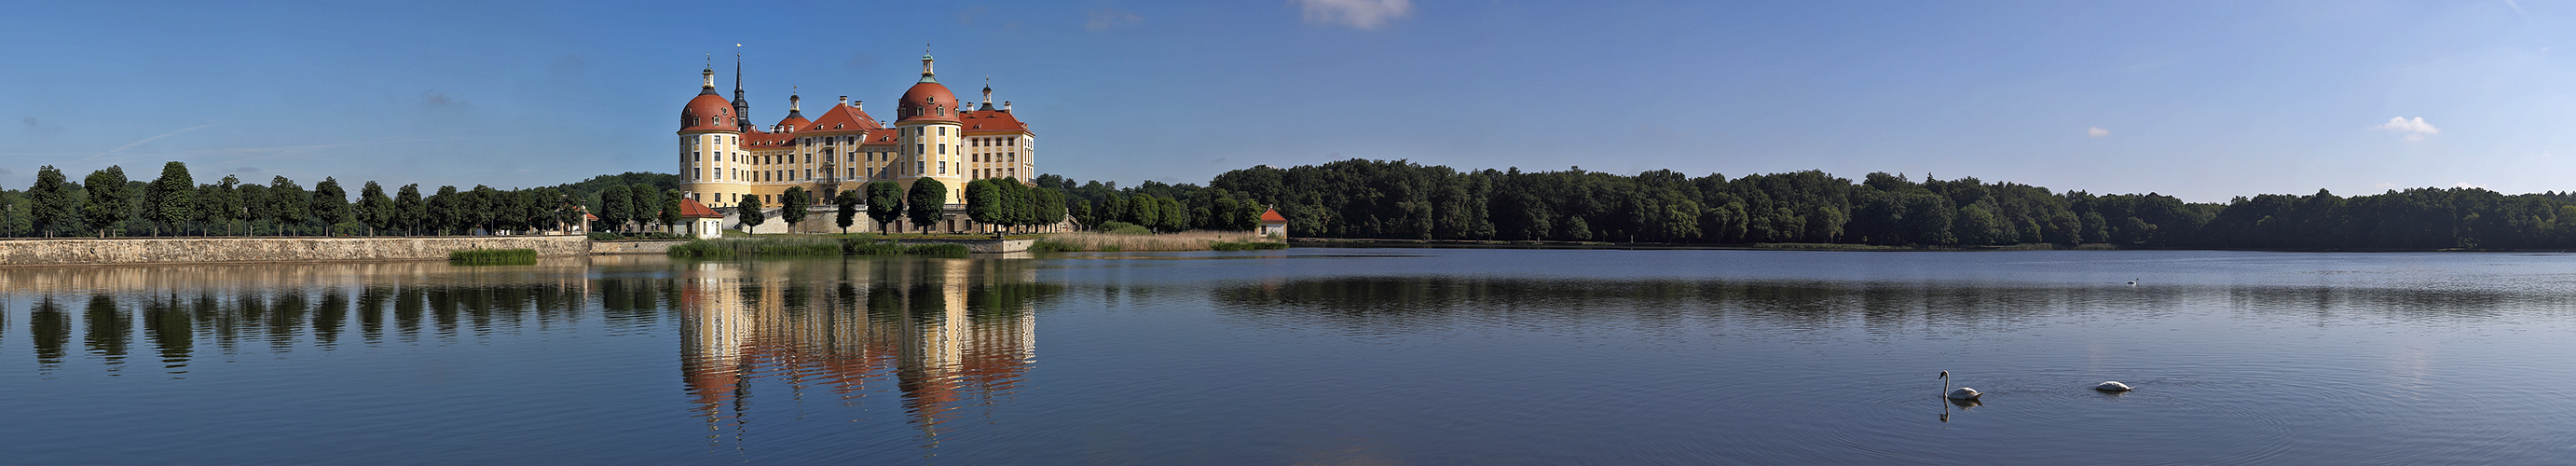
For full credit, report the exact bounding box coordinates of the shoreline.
[1286,238,2576,254]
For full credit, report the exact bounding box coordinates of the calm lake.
[6,249,2575,464]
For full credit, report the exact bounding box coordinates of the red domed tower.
[893,51,966,206]
[680,64,747,208]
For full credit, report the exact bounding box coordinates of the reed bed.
[1035,230,1283,253]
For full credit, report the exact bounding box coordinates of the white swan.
[1940,371,1981,399]
[2094,380,2132,391]
[2126,279,2138,286]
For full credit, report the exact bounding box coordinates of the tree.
[964,179,999,229]
[83,166,134,237]
[737,192,767,231]
[867,181,903,232]
[358,181,392,236]
[834,189,860,233]
[429,185,459,235]
[779,185,810,229]
[658,189,681,232]
[28,166,75,238]
[238,182,271,236]
[212,175,247,236]
[1038,188,1068,232]
[629,183,663,234]
[469,185,501,234]
[312,177,349,236]
[906,180,947,233]
[144,161,196,236]
[395,184,425,235]
[192,182,224,236]
[598,185,633,233]
[267,176,307,236]
[1128,194,1160,232]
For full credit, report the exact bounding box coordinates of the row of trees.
[723,177,1074,235]
[1067,158,2576,250]
[1035,175,1269,233]
[0,162,688,238]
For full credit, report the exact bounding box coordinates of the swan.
[2094,380,2132,391]
[2126,279,2138,286]
[1940,371,1981,399]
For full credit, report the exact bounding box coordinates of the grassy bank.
[447,248,538,265]
[1033,230,1285,253]
[668,237,973,258]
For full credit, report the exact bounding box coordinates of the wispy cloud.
[1293,0,1413,30]
[2087,127,2110,137]
[2454,182,2489,189]
[2373,116,2439,142]
[1087,8,1143,32]
[422,90,460,106]
[234,167,261,173]
[2506,0,2529,17]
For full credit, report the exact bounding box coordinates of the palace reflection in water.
[669,257,1049,449]
[2,256,1056,453]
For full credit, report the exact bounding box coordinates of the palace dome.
[681,94,737,132]
[897,82,960,124]
[680,67,738,132]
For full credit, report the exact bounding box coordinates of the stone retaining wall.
[590,240,692,255]
[0,236,589,267]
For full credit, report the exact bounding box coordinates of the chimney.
[838,96,848,107]
[1003,101,1012,112]
[856,101,864,112]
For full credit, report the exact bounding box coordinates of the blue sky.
[3,0,2571,202]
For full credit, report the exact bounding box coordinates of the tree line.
[1121,158,2576,250]
[0,162,690,238]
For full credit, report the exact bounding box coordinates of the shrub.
[844,240,902,255]
[1098,221,1151,236]
[448,248,537,264]
[1029,240,1079,253]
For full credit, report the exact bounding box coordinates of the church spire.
[731,44,752,131]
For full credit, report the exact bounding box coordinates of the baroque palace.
[676,51,1035,232]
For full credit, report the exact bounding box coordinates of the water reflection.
[674,257,1054,452]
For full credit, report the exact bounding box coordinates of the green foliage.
[598,184,633,232]
[446,248,537,264]
[630,183,664,231]
[29,166,76,237]
[867,181,903,232]
[395,184,424,235]
[144,161,196,236]
[358,181,392,235]
[905,179,946,233]
[82,166,133,237]
[779,185,810,227]
[737,192,767,229]
[429,185,459,235]
[1029,239,1079,253]
[1098,221,1151,235]
[834,189,860,233]
[312,177,349,235]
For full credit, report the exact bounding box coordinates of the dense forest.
[1049,158,2576,251]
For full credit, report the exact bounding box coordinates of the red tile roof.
[960,108,1031,135]
[679,199,722,218]
[1260,208,1286,223]
[897,82,962,123]
[800,103,882,132]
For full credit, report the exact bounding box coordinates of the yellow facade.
[675,52,1035,228]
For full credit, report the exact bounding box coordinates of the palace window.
[939,144,947,155]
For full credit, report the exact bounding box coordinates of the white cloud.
[2454,182,2489,189]
[2086,127,2109,137]
[2372,116,2438,142]
[1087,8,1143,32]
[1293,0,1413,30]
